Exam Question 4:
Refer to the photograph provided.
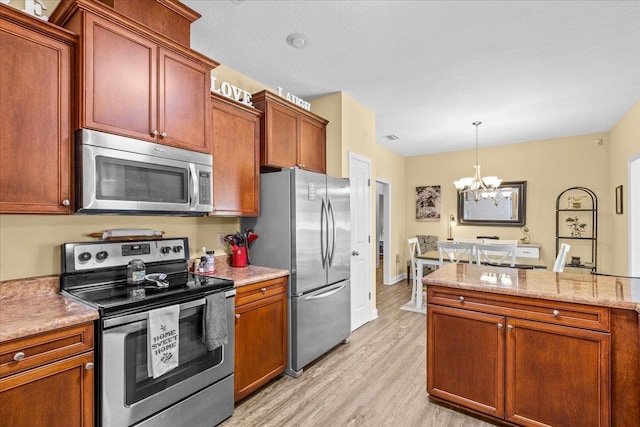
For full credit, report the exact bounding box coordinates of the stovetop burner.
[65,273,233,315]
[60,238,234,316]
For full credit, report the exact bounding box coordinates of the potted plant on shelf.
[566,216,587,237]
[519,225,530,244]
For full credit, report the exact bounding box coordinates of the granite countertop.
[424,263,640,313]
[0,257,289,344]
[195,255,289,287]
[0,276,99,343]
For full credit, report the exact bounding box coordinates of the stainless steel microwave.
[76,129,213,215]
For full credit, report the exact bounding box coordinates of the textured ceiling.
[184,0,640,157]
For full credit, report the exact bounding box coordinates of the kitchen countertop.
[1,257,289,344]
[196,255,289,287]
[0,275,99,343]
[424,263,640,313]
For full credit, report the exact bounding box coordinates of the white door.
[349,152,372,330]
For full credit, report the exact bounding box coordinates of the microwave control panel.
[198,171,211,205]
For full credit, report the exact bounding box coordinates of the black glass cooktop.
[63,272,233,315]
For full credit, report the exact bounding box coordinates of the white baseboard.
[385,273,407,285]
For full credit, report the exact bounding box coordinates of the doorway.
[376,179,392,285]
[630,154,639,277]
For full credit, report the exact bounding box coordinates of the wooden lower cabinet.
[427,290,611,427]
[234,277,287,401]
[0,323,95,427]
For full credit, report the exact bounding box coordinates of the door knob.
[352,250,360,256]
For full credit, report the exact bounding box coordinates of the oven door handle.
[103,289,235,329]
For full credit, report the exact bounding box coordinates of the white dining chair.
[553,243,571,272]
[407,237,421,305]
[438,242,475,264]
[475,243,517,267]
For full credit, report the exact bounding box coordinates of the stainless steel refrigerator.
[242,168,351,376]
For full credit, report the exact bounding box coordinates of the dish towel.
[203,293,228,351]
[147,304,179,379]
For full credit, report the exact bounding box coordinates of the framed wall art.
[615,185,623,214]
[416,185,441,222]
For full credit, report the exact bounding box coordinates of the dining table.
[411,250,548,310]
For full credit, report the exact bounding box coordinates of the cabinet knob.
[61,199,70,206]
[160,132,167,138]
[552,309,560,317]
[497,323,503,329]
[13,352,25,361]
[235,314,241,319]
[151,129,159,136]
[507,325,514,330]
[85,362,94,370]
[260,287,267,293]
[458,296,465,302]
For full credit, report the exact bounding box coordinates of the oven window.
[124,308,223,405]
[96,156,188,203]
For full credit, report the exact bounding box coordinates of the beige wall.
[311,92,343,178]
[405,131,612,273]
[0,215,239,281]
[374,144,407,280]
[609,100,640,274]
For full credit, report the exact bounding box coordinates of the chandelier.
[453,121,504,204]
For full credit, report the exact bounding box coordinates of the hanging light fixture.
[453,121,503,204]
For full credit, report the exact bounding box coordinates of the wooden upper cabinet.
[262,100,298,169]
[51,0,217,153]
[159,47,211,152]
[299,116,326,173]
[210,93,261,216]
[0,5,75,214]
[252,90,328,174]
[84,13,157,142]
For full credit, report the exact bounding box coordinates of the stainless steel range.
[60,238,235,427]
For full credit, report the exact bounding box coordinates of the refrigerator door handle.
[328,199,336,267]
[321,198,327,267]
[304,283,347,301]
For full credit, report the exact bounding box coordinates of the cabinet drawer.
[515,246,539,259]
[0,323,94,378]
[236,277,287,307]
[427,287,610,332]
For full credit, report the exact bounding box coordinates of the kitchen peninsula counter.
[423,263,640,313]
[424,263,640,427]
[0,275,98,343]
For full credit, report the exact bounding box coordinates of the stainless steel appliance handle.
[103,289,235,328]
[304,283,346,301]
[320,198,327,267]
[328,199,336,267]
[189,163,198,210]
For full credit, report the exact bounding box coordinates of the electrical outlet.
[217,233,225,246]
[395,254,400,262]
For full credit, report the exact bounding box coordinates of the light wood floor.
[222,262,493,427]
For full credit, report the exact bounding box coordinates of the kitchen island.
[424,263,640,427]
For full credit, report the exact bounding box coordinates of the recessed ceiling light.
[286,33,311,49]
[385,134,400,141]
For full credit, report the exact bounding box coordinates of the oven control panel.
[62,238,189,273]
